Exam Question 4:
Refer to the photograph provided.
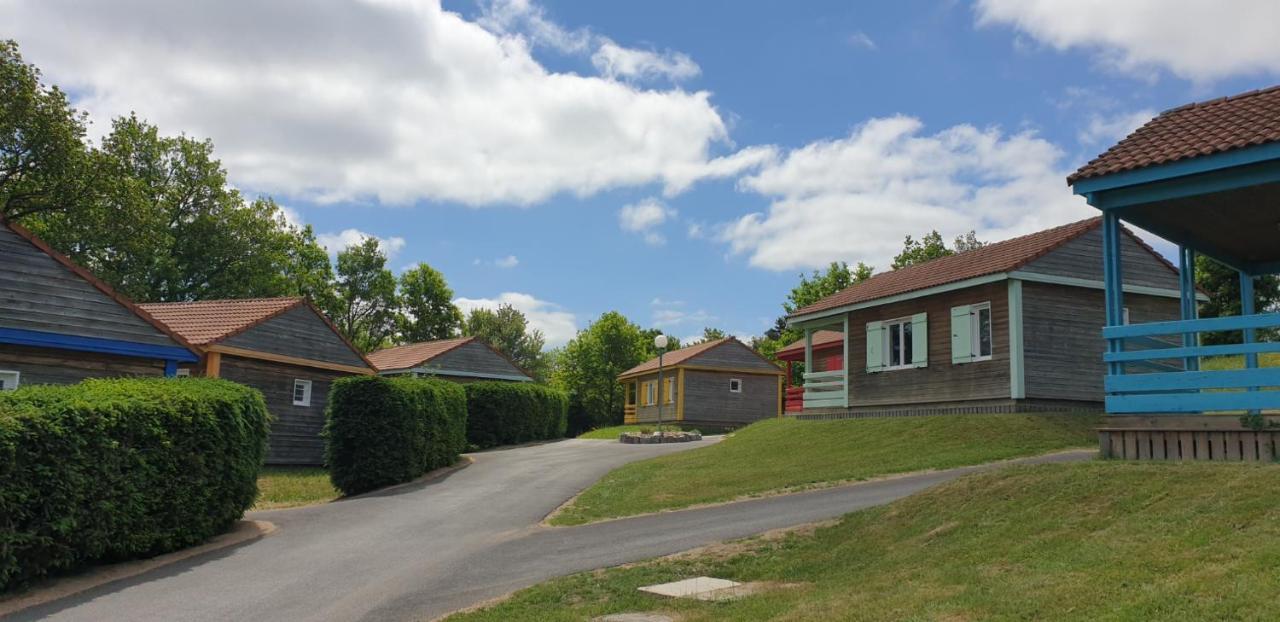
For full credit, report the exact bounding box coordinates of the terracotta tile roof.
[1069,85,1280,184]
[776,330,844,360]
[618,337,780,379]
[366,337,476,372]
[138,297,304,345]
[789,218,1103,319]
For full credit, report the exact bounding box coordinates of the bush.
[0,378,269,592]
[324,376,466,496]
[464,382,569,449]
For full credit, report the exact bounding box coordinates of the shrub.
[324,376,466,496]
[464,382,569,449]
[0,378,269,592]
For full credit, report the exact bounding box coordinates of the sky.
[4,0,1280,347]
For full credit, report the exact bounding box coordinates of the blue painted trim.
[1106,368,1280,393]
[1103,312,1280,339]
[1107,391,1280,414]
[164,360,178,377]
[1071,141,1280,194]
[1087,159,1280,211]
[1104,341,1280,363]
[0,327,198,362]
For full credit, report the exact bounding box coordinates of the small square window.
[729,378,742,393]
[175,368,191,378]
[0,370,18,391]
[293,379,313,407]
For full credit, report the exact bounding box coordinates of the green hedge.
[464,382,568,449]
[324,376,466,496]
[0,378,269,592]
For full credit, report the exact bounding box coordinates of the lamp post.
[654,334,668,443]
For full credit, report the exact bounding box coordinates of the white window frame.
[175,368,191,378]
[292,379,313,407]
[644,380,656,406]
[882,317,916,371]
[729,378,742,393]
[1123,307,1131,325]
[664,378,675,404]
[970,302,993,362]
[0,370,19,391]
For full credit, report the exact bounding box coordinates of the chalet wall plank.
[223,305,367,367]
[0,343,166,384]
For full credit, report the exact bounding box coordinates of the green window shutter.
[911,312,928,368]
[865,321,884,373]
[951,305,973,364]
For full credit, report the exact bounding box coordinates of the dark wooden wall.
[689,341,781,372]
[223,305,367,368]
[0,226,180,347]
[846,281,1011,407]
[1020,226,1181,289]
[419,341,529,379]
[0,343,166,385]
[1022,283,1181,402]
[681,370,778,426]
[218,354,355,465]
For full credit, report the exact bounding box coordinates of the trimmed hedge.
[324,376,466,496]
[464,382,568,449]
[0,378,269,592]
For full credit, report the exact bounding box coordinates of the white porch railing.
[803,370,847,409]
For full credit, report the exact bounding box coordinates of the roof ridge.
[1162,84,1280,115]
[139,296,304,307]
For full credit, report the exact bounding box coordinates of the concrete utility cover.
[638,576,742,600]
[595,614,675,622]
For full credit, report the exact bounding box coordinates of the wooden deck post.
[1101,213,1125,381]
[1179,246,1200,371]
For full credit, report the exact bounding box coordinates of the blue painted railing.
[1102,313,1280,413]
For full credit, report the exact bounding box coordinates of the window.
[729,378,742,393]
[867,313,928,372]
[664,378,675,404]
[175,368,191,378]
[971,302,993,361]
[884,317,914,370]
[644,381,656,406]
[0,370,18,391]
[292,379,312,407]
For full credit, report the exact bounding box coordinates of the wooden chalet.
[618,337,784,429]
[1068,85,1280,460]
[0,219,198,387]
[139,297,374,465]
[786,218,1190,417]
[367,337,533,382]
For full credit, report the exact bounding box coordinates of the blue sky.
[6,0,1279,346]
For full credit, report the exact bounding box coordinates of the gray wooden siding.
[689,341,781,373]
[0,343,166,385]
[631,371,678,425]
[845,281,1011,407]
[681,370,778,426]
[1022,282,1181,402]
[218,354,356,465]
[418,341,529,380]
[222,305,367,367]
[0,226,179,346]
[1020,227,1181,290]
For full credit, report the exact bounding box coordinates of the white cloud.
[591,40,700,82]
[686,222,705,239]
[3,0,761,207]
[619,198,677,245]
[719,115,1093,271]
[975,0,1280,82]
[316,229,407,259]
[847,31,878,51]
[453,292,578,348]
[494,255,520,268]
[1078,109,1156,147]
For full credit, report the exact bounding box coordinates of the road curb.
[0,519,276,618]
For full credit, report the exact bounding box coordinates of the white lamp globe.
[654,334,669,349]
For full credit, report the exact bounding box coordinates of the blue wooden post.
[1178,246,1199,372]
[1101,213,1125,379]
[1241,272,1258,369]
[164,360,178,377]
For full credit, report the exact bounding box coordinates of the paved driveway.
[11,439,1093,622]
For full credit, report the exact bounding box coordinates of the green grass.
[550,414,1099,525]
[577,424,686,440]
[1202,352,1280,370]
[450,461,1280,621]
[254,467,339,510]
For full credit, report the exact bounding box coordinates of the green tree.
[690,327,727,345]
[462,304,547,380]
[0,40,96,221]
[640,328,680,356]
[553,311,649,430]
[755,261,874,367]
[327,237,399,353]
[953,230,987,252]
[892,230,953,269]
[397,263,462,342]
[1195,256,1280,345]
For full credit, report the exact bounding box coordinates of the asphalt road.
[11,440,1093,622]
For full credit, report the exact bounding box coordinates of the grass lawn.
[254,467,339,510]
[450,461,1280,621]
[577,424,685,440]
[1202,352,1280,370]
[550,414,1099,525]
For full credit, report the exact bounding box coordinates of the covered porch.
[1070,88,1280,458]
[776,319,849,412]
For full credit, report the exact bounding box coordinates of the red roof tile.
[776,330,844,360]
[365,337,476,372]
[789,218,1103,319]
[138,297,304,345]
[1069,85,1280,184]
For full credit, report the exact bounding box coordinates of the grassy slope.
[254,467,339,510]
[578,424,684,440]
[452,462,1280,621]
[551,414,1099,525]
[1202,352,1280,370]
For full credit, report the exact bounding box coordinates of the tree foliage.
[892,230,986,269]
[397,263,462,343]
[326,237,399,353]
[462,303,547,380]
[553,312,650,431]
[1195,256,1280,344]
